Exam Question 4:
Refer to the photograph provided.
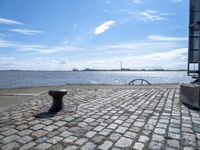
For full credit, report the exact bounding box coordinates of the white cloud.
[0,47,187,70]
[171,0,183,3]
[0,57,15,65]
[84,48,187,70]
[148,35,187,41]
[132,0,143,4]
[9,29,43,35]
[105,1,111,4]
[0,38,81,54]
[94,20,115,35]
[145,48,187,60]
[92,41,185,53]
[0,17,24,25]
[138,10,166,22]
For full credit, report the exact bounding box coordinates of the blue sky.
[0,0,189,70]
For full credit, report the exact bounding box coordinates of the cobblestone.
[98,140,113,150]
[0,85,199,150]
[115,137,133,148]
[35,143,52,150]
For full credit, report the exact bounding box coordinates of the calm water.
[0,71,191,89]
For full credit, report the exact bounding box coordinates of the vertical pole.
[198,22,200,83]
[120,61,122,70]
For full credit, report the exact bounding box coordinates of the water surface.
[0,71,191,89]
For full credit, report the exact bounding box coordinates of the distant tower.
[120,61,123,70]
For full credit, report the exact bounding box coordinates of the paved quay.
[0,84,200,150]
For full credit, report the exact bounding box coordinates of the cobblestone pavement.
[0,85,200,150]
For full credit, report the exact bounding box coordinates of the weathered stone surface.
[98,140,113,150]
[1,142,20,150]
[19,142,37,150]
[32,130,48,137]
[93,126,104,131]
[17,136,33,144]
[115,126,128,134]
[47,136,63,144]
[85,131,97,138]
[115,137,133,148]
[0,85,199,150]
[35,143,52,150]
[43,125,58,132]
[2,134,20,144]
[59,131,73,138]
[75,138,88,145]
[133,142,144,150]
[63,136,78,143]
[2,129,18,136]
[81,142,96,150]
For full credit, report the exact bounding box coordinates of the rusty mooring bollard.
[35,89,67,118]
[48,89,67,113]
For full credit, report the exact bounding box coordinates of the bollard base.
[180,83,200,109]
[35,112,56,118]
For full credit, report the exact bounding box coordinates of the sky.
[0,0,189,70]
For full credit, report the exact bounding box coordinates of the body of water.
[0,71,191,89]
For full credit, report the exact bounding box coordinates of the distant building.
[72,68,78,71]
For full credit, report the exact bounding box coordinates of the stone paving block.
[29,120,40,125]
[93,126,104,131]
[109,133,121,141]
[1,134,20,144]
[168,127,180,134]
[35,136,49,144]
[32,130,48,138]
[148,141,163,150]
[43,125,58,132]
[35,143,52,150]
[124,131,137,139]
[64,145,78,150]
[17,129,33,136]
[84,118,95,123]
[1,142,20,150]
[31,124,46,130]
[17,135,33,144]
[2,129,18,136]
[138,135,149,143]
[16,124,28,130]
[85,131,97,138]
[98,140,113,150]
[108,123,118,129]
[114,120,123,124]
[59,131,73,138]
[183,147,195,150]
[75,138,88,145]
[168,132,180,140]
[54,121,66,126]
[99,128,112,136]
[63,136,78,143]
[115,137,133,148]
[155,128,166,135]
[167,139,180,149]
[81,142,96,150]
[133,142,144,150]
[115,126,128,134]
[47,136,63,144]
[152,134,165,143]
[19,142,37,150]
[42,120,53,125]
